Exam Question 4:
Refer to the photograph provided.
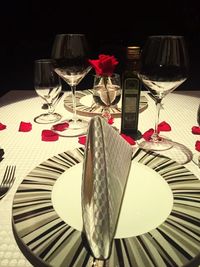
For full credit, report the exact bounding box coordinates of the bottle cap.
[127,46,140,59]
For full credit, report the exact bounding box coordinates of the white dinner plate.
[12,148,200,267]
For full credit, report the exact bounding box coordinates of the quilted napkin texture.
[81,116,133,260]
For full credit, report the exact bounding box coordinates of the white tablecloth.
[0,89,199,267]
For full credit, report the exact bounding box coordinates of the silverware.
[0,166,16,200]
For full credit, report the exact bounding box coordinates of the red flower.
[18,121,32,132]
[89,54,118,76]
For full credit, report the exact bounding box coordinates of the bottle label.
[121,77,141,137]
[124,78,140,90]
[122,93,138,129]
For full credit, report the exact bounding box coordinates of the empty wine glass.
[34,59,62,124]
[51,33,92,136]
[138,35,189,151]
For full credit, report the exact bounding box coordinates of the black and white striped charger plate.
[12,148,200,267]
[63,89,148,117]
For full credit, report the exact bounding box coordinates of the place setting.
[0,33,200,267]
[12,116,200,267]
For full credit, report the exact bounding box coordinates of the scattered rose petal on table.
[195,140,200,152]
[18,121,32,132]
[78,135,87,145]
[120,134,136,145]
[142,121,172,140]
[192,126,200,135]
[142,128,154,141]
[42,130,59,142]
[0,122,7,130]
[78,133,136,146]
[108,117,114,125]
[158,121,171,132]
[52,122,69,131]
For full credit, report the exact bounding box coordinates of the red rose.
[89,54,118,76]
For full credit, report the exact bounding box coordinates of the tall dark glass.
[51,34,91,136]
[138,35,189,151]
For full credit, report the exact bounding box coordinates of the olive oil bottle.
[121,46,141,139]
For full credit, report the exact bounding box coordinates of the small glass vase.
[92,73,121,120]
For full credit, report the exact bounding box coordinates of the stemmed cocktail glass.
[138,35,189,151]
[51,34,92,137]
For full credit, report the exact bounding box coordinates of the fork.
[0,166,16,200]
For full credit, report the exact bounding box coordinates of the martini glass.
[51,34,91,136]
[138,35,189,151]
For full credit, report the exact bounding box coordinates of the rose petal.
[120,134,136,145]
[0,123,6,131]
[192,126,200,135]
[52,122,69,132]
[195,140,200,152]
[42,130,59,141]
[108,117,114,125]
[158,121,171,132]
[142,128,154,141]
[18,121,32,132]
[78,135,87,145]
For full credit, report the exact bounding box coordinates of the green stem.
[103,76,111,106]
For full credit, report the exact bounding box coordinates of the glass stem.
[48,103,55,115]
[71,85,78,123]
[152,98,162,141]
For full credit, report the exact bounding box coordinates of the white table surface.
[0,89,199,267]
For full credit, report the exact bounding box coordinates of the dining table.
[0,89,199,267]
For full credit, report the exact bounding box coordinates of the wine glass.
[51,33,92,136]
[93,73,121,120]
[138,35,189,151]
[34,59,62,124]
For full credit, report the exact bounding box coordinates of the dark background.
[0,0,200,96]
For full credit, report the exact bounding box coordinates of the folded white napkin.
[81,116,133,260]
